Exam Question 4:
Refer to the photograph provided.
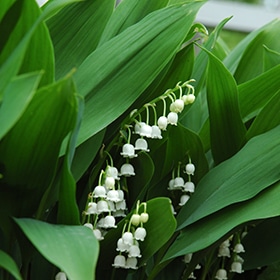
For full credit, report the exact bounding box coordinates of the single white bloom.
[55,272,67,280]
[215,268,228,280]
[170,99,184,113]
[117,190,124,201]
[85,202,98,215]
[183,253,192,263]
[233,243,245,253]
[230,262,244,273]
[183,182,195,193]
[112,255,126,268]
[103,215,117,228]
[115,199,127,211]
[168,178,175,190]
[182,94,195,105]
[131,214,141,226]
[122,232,134,246]
[119,163,135,176]
[125,257,138,269]
[113,209,127,217]
[134,227,147,241]
[140,212,149,223]
[174,177,184,188]
[93,185,107,198]
[157,116,168,130]
[179,194,190,206]
[167,112,178,125]
[185,163,195,175]
[135,138,150,152]
[151,125,162,139]
[105,176,115,189]
[96,200,110,213]
[220,239,230,248]
[218,246,231,258]
[106,166,120,180]
[107,190,121,202]
[120,143,138,158]
[139,123,153,138]
[128,244,142,258]
[83,223,93,230]
[134,122,144,135]
[117,238,130,252]
[93,228,104,241]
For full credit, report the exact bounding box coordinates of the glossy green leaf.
[263,45,280,71]
[233,19,280,83]
[206,50,246,164]
[98,0,168,45]
[238,64,280,121]
[176,125,280,230]
[0,72,42,140]
[98,197,176,272]
[246,90,280,140]
[243,217,280,270]
[48,0,114,79]
[0,75,77,212]
[74,2,204,147]
[163,181,280,262]
[15,218,99,280]
[0,250,23,280]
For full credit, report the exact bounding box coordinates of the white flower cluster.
[215,234,246,280]
[83,166,128,240]
[112,201,149,270]
[168,160,196,210]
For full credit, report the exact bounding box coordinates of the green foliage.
[1,0,280,279]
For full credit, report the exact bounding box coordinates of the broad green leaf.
[263,45,280,71]
[176,125,280,230]
[0,250,23,280]
[48,0,114,79]
[258,261,280,280]
[15,218,99,280]
[98,0,168,45]
[243,217,280,270]
[238,64,280,121]
[0,75,77,216]
[57,96,84,225]
[206,50,246,164]
[74,2,204,147]
[0,0,81,97]
[98,197,176,273]
[224,19,280,74]
[0,71,42,140]
[233,19,280,83]
[163,181,280,262]
[246,90,280,140]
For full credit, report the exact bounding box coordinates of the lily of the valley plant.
[1,0,280,279]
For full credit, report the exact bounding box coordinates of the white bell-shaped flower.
[112,255,126,268]
[93,228,104,241]
[139,123,153,138]
[230,262,244,273]
[122,232,134,246]
[55,272,67,280]
[134,122,143,135]
[103,215,117,228]
[115,199,127,211]
[157,116,168,130]
[128,244,142,258]
[125,257,138,269]
[151,125,162,139]
[135,138,150,152]
[140,212,149,223]
[168,178,175,190]
[218,246,231,258]
[134,227,147,241]
[170,99,185,113]
[96,200,110,213]
[174,177,184,188]
[117,238,130,252]
[97,217,105,228]
[233,243,245,253]
[117,189,124,201]
[131,214,141,226]
[220,239,230,248]
[119,163,135,176]
[179,194,190,206]
[105,176,115,189]
[185,163,195,175]
[183,182,195,193]
[83,223,93,230]
[120,143,137,158]
[215,268,228,280]
[113,209,127,217]
[85,202,98,215]
[183,253,192,263]
[167,112,178,125]
[107,200,116,212]
[93,185,107,198]
[107,190,121,202]
[182,94,195,105]
[106,166,120,180]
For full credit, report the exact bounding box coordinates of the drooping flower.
[183,181,195,193]
[112,255,126,268]
[85,202,98,215]
[93,228,104,241]
[183,253,192,263]
[131,214,141,226]
[233,243,245,253]
[215,268,228,280]
[140,212,149,223]
[218,246,231,258]
[96,200,110,213]
[107,190,121,202]
[157,116,168,130]
[128,244,142,258]
[125,257,138,269]
[167,112,178,125]
[134,227,147,241]
[170,99,185,113]
[139,123,153,138]
[179,194,190,206]
[119,163,135,176]
[134,138,150,152]
[182,94,196,105]
[83,223,93,230]
[104,176,115,190]
[93,185,107,198]
[185,163,195,175]
[230,261,244,273]
[120,143,138,158]
[151,125,162,139]
[122,232,134,246]
[173,177,184,189]
[106,166,120,180]
[55,271,67,280]
[103,215,117,228]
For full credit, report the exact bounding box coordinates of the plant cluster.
[1,0,280,280]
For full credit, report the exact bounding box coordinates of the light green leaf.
[0,250,23,280]
[15,218,99,280]
[163,181,280,262]
[246,90,280,140]
[0,71,42,140]
[176,125,280,230]
[206,50,246,164]
[98,0,168,45]
[48,0,114,79]
[74,2,204,147]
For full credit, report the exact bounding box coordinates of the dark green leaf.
[263,45,280,71]
[0,250,23,280]
[15,218,99,280]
